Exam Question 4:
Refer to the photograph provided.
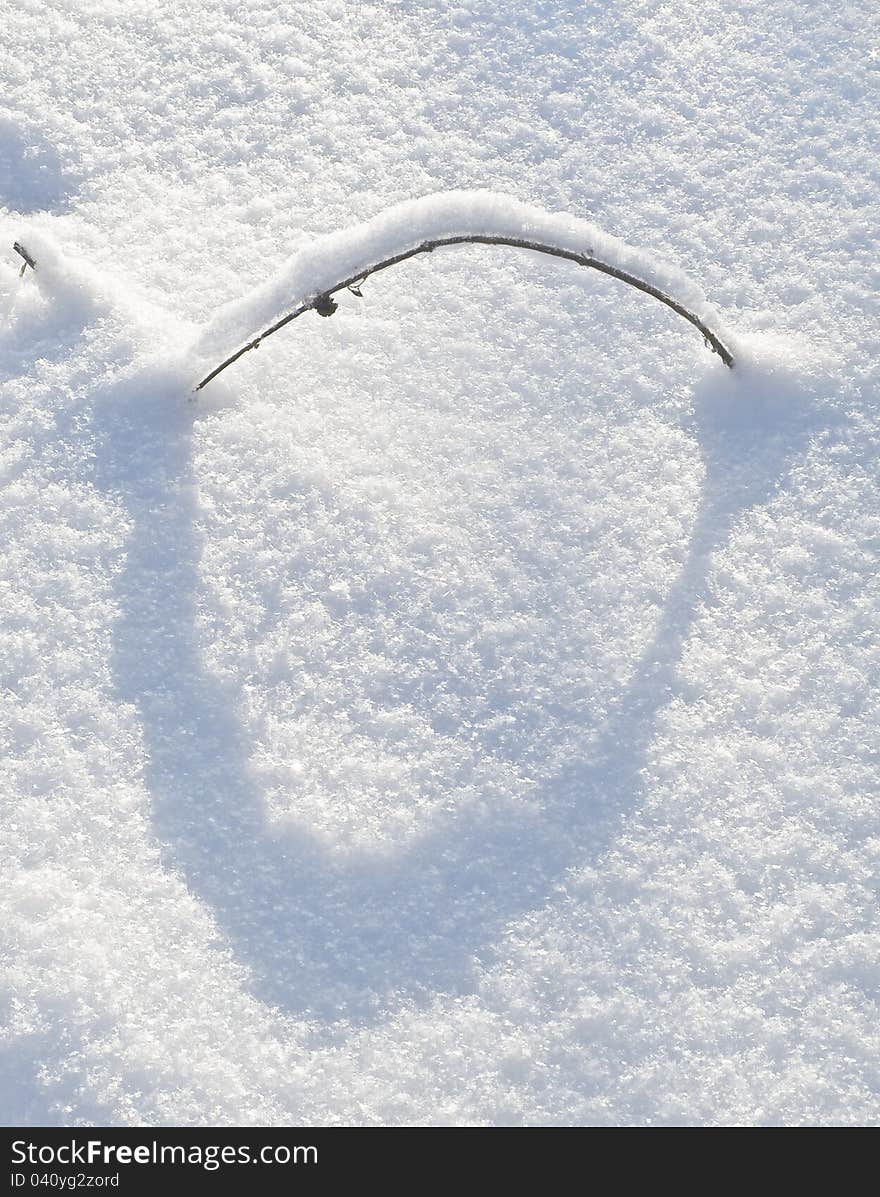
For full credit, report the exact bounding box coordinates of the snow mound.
[192,190,729,370]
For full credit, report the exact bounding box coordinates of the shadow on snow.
[0,119,82,216]
[88,352,829,1031]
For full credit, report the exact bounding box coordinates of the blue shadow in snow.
[90,356,832,1031]
[0,119,81,215]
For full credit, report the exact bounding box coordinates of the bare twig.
[194,234,734,391]
[13,241,36,277]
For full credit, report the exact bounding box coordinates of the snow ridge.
[192,190,730,371]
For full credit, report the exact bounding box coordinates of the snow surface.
[1,0,878,1127]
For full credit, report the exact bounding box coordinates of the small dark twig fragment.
[13,242,36,276]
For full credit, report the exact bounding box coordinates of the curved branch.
[194,234,734,391]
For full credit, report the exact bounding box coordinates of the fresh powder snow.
[0,0,878,1128]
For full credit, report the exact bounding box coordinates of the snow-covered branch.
[192,192,734,391]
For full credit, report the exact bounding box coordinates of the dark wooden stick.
[13,241,36,275]
[191,234,734,390]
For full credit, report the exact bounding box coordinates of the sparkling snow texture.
[0,0,878,1127]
